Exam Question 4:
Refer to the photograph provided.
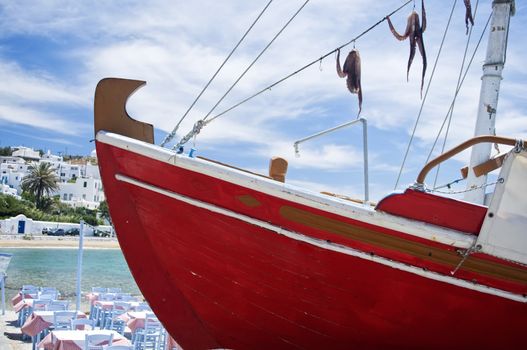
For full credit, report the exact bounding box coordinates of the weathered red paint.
[376,189,488,234]
[376,189,487,235]
[97,140,527,350]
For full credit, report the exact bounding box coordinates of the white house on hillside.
[1,183,19,198]
[11,146,40,161]
[41,150,62,163]
[0,157,28,195]
[0,147,105,209]
[58,176,105,210]
[56,163,82,182]
[85,163,101,179]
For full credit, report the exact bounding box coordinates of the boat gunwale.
[96,130,477,250]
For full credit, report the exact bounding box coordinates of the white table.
[38,329,131,350]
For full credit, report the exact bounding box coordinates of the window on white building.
[82,194,86,200]
[63,194,67,200]
[83,181,87,188]
[69,194,73,200]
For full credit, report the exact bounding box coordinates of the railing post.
[76,220,85,312]
[294,117,369,203]
[361,118,369,203]
[1,273,5,315]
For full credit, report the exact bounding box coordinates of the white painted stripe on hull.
[97,131,476,249]
[116,173,526,303]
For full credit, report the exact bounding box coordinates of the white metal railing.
[293,117,369,203]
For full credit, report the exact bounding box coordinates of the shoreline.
[0,234,120,249]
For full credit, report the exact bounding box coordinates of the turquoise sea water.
[1,248,141,312]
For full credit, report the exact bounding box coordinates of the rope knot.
[173,119,206,151]
[193,119,205,134]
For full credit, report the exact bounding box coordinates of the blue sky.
[0,0,525,201]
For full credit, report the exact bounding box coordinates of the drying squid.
[336,48,362,115]
[464,0,475,34]
[386,0,427,98]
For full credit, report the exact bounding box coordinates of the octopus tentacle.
[336,49,346,78]
[417,36,427,98]
[464,0,474,34]
[357,77,362,115]
[349,50,362,114]
[407,35,417,82]
[421,0,427,33]
[386,15,410,41]
[336,49,362,115]
[387,1,427,99]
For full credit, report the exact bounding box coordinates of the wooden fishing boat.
[94,1,525,349]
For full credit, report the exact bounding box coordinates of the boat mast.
[464,0,515,204]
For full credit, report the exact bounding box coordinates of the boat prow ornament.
[94,78,154,144]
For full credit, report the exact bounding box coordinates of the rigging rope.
[174,0,311,150]
[393,0,458,190]
[432,0,480,189]
[424,10,492,166]
[174,0,413,150]
[160,0,275,147]
[202,0,310,122]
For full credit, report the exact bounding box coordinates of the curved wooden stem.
[416,135,525,185]
[94,78,154,144]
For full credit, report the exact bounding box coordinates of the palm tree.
[21,162,59,209]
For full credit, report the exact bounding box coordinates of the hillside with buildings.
[1,146,105,210]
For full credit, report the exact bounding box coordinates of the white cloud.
[0,61,87,106]
[0,104,86,136]
[0,0,525,199]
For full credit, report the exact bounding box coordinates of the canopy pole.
[75,220,85,312]
[1,273,5,315]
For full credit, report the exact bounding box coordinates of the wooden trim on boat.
[461,153,508,179]
[416,136,524,185]
[94,78,154,144]
[280,205,527,285]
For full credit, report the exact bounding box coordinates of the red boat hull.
[96,139,527,350]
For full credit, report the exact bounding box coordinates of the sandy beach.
[0,234,120,249]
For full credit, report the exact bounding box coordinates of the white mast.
[464,0,515,204]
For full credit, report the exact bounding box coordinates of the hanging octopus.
[464,0,475,34]
[336,48,362,115]
[386,0,427,98]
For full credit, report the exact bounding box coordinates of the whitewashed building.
[0,214,112,235]
[55,163,82,182]
[0,183,19,198]
[11,146,40,161]
[84,163,101,180]
[0,157,28,195]
[58,176,105,210]
[0,147,105,209]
